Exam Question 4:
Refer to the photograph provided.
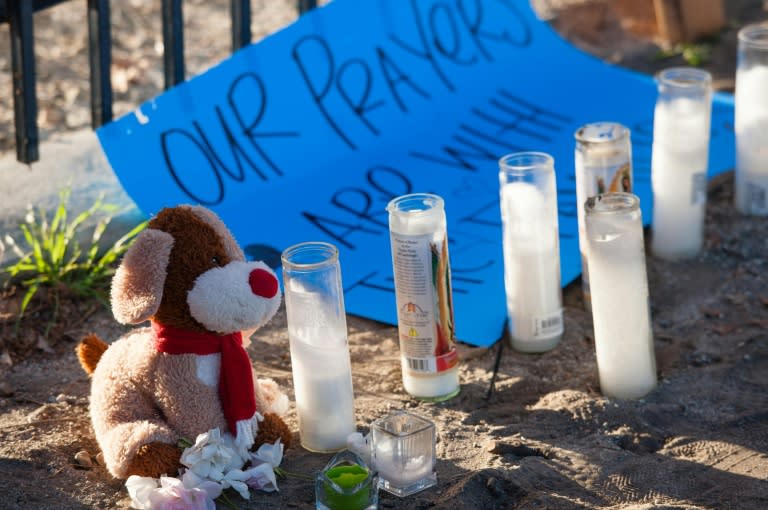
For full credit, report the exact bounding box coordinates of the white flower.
[346,432,372,466]
[126,428,278,509]
[249,438,283,469]
[147,472,222,510]
[218,468,253,500]
[243,463,279,493]
[126,472,223,510]
[180,428,245,481]
[125,476,158,509]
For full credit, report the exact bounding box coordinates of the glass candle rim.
[498,151,554,176]
[318,449,375,493]
[656,67,712,90]
[585,192,640,216]
[281,241,338,271]
[738,23,768,50]
[372,410,435,437]
[386,193,444,215]
[574,121,630,145]
[320,465,374,494]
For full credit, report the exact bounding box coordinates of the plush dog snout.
[249,268,278,298]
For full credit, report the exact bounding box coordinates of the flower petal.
[251,439,283,468]
[244,463,279,493]
[125,476,158,509]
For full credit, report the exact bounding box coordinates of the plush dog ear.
[111,228,174,324]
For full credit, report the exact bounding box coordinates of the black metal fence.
[0,0,317,164]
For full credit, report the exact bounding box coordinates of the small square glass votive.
[372,410,437,497]
[316,450,378,510]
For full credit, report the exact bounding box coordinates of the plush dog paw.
[254,412,292,449]
[125,442,182,478]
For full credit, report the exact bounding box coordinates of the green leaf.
[19,282,40,316]
[49,199,67,239]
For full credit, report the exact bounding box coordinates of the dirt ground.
[1,1,768,509]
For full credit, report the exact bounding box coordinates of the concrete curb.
[0,130,145,267]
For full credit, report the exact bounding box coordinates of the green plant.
[655,42,712,67]
[1,189,146,334]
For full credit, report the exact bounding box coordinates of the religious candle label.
[583,162,632,196]
[691,172,707,205]
[532,311,564,339]
[391,231,458,374]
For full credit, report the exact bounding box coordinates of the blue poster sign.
[98,0,735,347]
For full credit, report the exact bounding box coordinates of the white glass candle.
[372,410,436,497]
[574,122,633,310]
[498,152,563,352]
[735,24,768,215]
[282,242,355,452]
[585,193,656,400]
[651,67,713,260]
[387,194,460,401]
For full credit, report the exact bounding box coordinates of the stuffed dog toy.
[77,205,291,479]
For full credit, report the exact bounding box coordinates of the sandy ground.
[1,1,768,509]
[1,173,767,510]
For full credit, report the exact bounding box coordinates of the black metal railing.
[1,0,317,164]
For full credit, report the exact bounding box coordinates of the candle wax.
[285,281,355,452]
[500,181,562,351]
[389,199,459,399]
[289,335,355,452]
[651,97,710,259]
[735,66,768,215]
[588,212,656,400]
[375,439,433,488]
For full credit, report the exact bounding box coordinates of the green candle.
[322,464,371,510]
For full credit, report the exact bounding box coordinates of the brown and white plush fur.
[77,205,290,479]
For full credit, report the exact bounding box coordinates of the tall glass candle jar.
[498,152,563,352]
[574,122,633,310]
[387,194,460,401]
[282,242,355,452]
[735,24,768,215]
[651,67,713,260]
[585,193,656,400]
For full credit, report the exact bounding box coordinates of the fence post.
[298,0,317,14]
[8,0,39,163]
[87,0,113,128]
[231,0,251,50]
[162,0,184,89]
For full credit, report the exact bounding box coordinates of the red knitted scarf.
[152,322,256,437]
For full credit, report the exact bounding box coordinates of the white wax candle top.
[389,196,445,236]
[390,209,442,235]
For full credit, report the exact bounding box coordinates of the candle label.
[691,172,707,205]
[576,156,632,312]
[584,162,632,196]
[532,310,564,339]
[391,232,459,375]
[580,252,591,310]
